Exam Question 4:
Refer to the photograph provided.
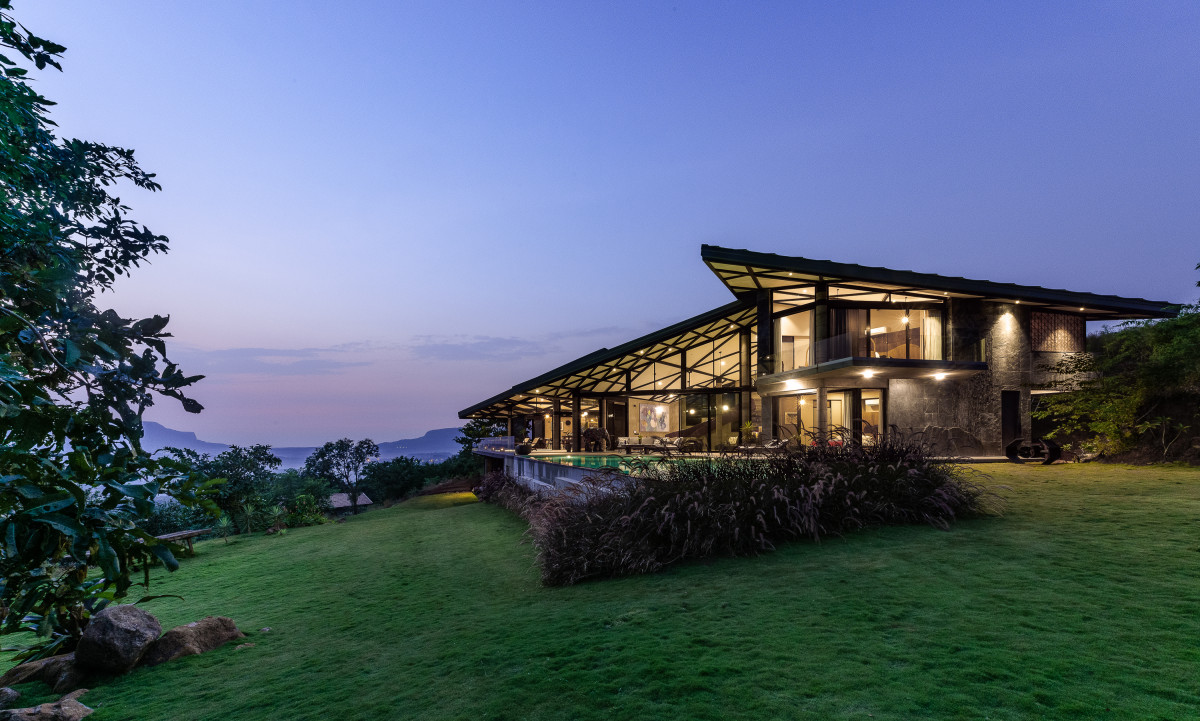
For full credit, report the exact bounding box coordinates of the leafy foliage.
[268,468,333,509]
[1034,294,1200,460]
[304,438,380,514]
[479,440,997,586]
[284,494,327,529]
[454,419,506,456]
[0,3,214,659]
[363,452,485,503]
[160,444,281,518]
[361,456,426,502]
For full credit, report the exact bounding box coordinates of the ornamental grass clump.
[473,470,544,519]
[496,438,998,586]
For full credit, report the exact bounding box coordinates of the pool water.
[537,454,705,471]
[536,454,640,470]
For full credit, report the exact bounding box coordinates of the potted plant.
[740,421,757,445]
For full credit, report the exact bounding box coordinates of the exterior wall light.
[863,370,875,378]
[933,373,947,381]
[688,409,696,415]
[902,315,910,325]
[721,405,729,411]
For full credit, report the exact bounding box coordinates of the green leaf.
[23,493,75,515]
[93,535,120,581]
[148,543,179,572]
[61,338,80,365]
[33,513,85,537]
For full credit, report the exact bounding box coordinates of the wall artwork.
[639,404,669,433]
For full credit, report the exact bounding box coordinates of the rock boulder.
[0,689,92,720]
[0,688,19,710]
[74,605,161,674]
[140,616,245,668]
[0,654,85,695]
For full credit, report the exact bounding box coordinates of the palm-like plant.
[214,514,234,544]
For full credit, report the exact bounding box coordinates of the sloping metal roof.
[702,245,1177,320]
[461,246,1175,420]
[458,299,755,419]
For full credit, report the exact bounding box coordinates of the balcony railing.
[477,436,515,452]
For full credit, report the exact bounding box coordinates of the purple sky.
[20,1,1200,446]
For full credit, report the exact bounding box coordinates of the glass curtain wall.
[828,309,869,360]
[776,309,813,373]
[714,392,740,451]
[819,307,943,361]
[776,393,817,442]
[777,392,859,443]
[861,389,883,444]
[676,392,742,451]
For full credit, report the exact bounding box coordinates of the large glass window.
[776,393,818,442]
[860,389,883,444]
[865,308,941,360]
[776,309,813,373]
[714,392,740,450]
[818,307,943,361]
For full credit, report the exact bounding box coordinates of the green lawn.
[7,465,1200,720]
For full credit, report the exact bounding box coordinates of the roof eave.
[701,245,1177,319]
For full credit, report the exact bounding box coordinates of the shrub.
[362,457,427,502]
[481,439,999,586]
[472,471,542,518]
[285,494,328,528]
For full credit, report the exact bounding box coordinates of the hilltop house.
[459,246,1173,456]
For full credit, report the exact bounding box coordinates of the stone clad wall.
[887,300,1032,455]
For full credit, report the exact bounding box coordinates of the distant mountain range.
[140,422,461,468]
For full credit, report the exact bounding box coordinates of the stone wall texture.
[887,300,1032,455]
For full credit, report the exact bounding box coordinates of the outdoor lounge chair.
[738,438,788,454]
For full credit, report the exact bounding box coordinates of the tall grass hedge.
[476,440,998,586]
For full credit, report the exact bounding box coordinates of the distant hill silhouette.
[140,422,461,468]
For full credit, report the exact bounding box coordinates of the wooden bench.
[155,529,210,555]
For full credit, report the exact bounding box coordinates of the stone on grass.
[140,617,244,668]
[74,605,161,674]
[0,655,86,695]
[0,689,93,720]
[0,688,19,710]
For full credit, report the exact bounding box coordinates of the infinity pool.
[535,454,640,470]
[536,454,704,471]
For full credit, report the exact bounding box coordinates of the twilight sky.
[19,1,1200,446]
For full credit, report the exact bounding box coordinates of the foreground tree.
[0,3,211,659]
[304,439,380,514]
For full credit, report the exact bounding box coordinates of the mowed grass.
[8,467,1200,720]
